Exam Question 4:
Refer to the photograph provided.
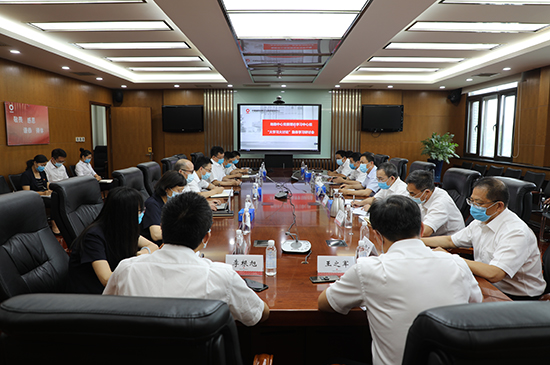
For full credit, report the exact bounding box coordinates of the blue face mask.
[336,159,343,166]
[54,162,64,168]
[202,172,211,181]
[233,159,239,165]
[411,190,427,204]
[167,189,182,200]
[359,163,367,173]
[378,181,390,190]
[349,163,356,170]
[225,163,233,168]
[138,211,145,224]
[36,165,45,172]
[186,174,195,184]
[218,158,224,165]
[470,202,497,222]
[84,158,91,164]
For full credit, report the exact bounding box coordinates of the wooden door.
[110,107,153,172]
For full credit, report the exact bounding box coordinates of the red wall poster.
[4,102,50,146]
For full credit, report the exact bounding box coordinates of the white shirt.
[75,160,97,178]
[420,187,464,236]
[209,158,225,183]
[183,171,201,193]
[361,166,380,195]
[44,160,68,182]
[452,208,545,297]
[348,168,366,183]
[103,244,265,326]
[225,163,236,175]
[373,177,409,200]
[325,239,482,365]
[336,159,352,177]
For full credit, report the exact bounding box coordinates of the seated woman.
[68,186,159,294]
[141,170,186,245]
[21,154,60,234]
[75,148,101,181]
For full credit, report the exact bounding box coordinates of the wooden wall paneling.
[361,90,402,105]
[331,89,361,161]
[204,89,233,157]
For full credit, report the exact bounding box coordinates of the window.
[464,82,517,162]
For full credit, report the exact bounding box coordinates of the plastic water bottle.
[266,240,277,276]
[360,220,369,241]
[234,229,244,254]
[252,183,259,201]
[344,204,353,228]
[242,209,251,253]
[301,161,306,177]
[356,239,368,260]
[245,194,253,211]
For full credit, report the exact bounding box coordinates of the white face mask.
[167,189,183,200]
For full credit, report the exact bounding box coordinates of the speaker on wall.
[447,88,462,106]
[112,90,124,105]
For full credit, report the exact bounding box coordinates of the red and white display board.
[4,101,50,146]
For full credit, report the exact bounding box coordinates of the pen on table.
[353,195,355,205]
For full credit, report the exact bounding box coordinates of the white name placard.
[317,255,355,277]
[226,254,264,276]
[334,210,346,226]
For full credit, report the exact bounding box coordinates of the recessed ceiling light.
[409,21,549,33]
[222,0,368,11]
[10,50,20,54]
[388,85,394,88]
[466,78,473,81]
[96,77,103,81]
[107,56,201,63]
[439,86,446,89]
[503,67,511,71]
[386,42,499,50]
[121,85,127,88]
[281,84,287,88]
[335,85,340,88]
[0,0,143,3]
[75,42,189,50]
[369,56,464,63]
[358,67,440,72]
[227,84,233,87]
[174,85,180,88]
[442,1,550,4]
[62,66,70,70]
[129,67,211,72]
[30,21,170,32]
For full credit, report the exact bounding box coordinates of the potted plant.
[420,132,459,182]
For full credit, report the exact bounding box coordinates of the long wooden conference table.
[204,169,510,328]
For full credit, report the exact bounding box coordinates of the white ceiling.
[1,0,550,91]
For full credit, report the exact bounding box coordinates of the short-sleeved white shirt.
[451,208,545,297]
[348,168,366,183]
[225,163,236,175]
[44,160,69,182]
[209,158,225,183]
[361,166,380,195]
[325,239,482,365]
[373,177,409,200]
[336,159,352,177]
[183,171,201,193]
[75,160,97,178]
[103,244,265,326]
[420,187,464,236]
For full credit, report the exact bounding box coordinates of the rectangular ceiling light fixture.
[409,21,549,33]
[369,56,464,63]
[358,67,440,72]
[222,0,369,11]
[30,21,170,32]
[442,0,550,4]
[107,56,202,62]
[386,42,499,50]
[0,0,143,3]
[75,42,189,49]
[129,67,211,72]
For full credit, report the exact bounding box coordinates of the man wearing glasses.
[423,177,545,301]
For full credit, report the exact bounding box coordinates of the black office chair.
[493,176,536,223]
[486,165,504,177]
[112,167,150,201]
[50,176,104,248]
[373,154,389,167]
[523,171,545,191]
[0,191,68,301]
[160,156,179,174]
[93,145,109,178]
[0,294,264,365]
[137,161,162,197]
[68,164,77,177]
[389,157,408,181]
[8,173,22,191]
[407,161,436,179]
[472,163,487,176]
[441,168,482,220]
[503,168,522,179]
[176,153,188,160]
[402,301,550,365]
[461,161,473,169]
[0,175,11,194]
[191,152,205,166]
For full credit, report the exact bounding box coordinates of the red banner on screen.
[262,119,318,136]
[4,102,50,146]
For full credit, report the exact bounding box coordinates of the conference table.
[204,169,511,328]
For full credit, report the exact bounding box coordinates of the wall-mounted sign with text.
[4,102,50,146]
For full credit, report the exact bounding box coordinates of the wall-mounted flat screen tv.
[162,105,204,133]
[238,104,321,154]
[361,104,403,132]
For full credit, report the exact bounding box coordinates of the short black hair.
[52,148,67,159]
[79,148,92,158]
[210,146,224,158]
[405,170,435,191]
[154,170,186,197]
[473,177,509,207]
[233,151,241,157]
[349,152,361,163]
[26,154,48,170]
[369,195,422,242]
[224,151,234,160]
[194,156,211,172]
[161,192,213,249]
[378,162,398,178]
[335,150,346,158]
[361,152,375,163]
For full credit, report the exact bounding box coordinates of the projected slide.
[239,104,320,152]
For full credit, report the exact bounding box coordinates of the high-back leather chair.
[441,168,482,220]
[0,175,11,194]
[503,167,522,179]
[402,302,550,365]
[373,154,389,167]
[408,161,436,178]
[523,171,545,191]
[0,294,245,365]
[493,176,536,223]
[0,191,68,301]
[8,173,23,191]
[160,156,179,174]
[191,152,205,166]
[50,176,104,248]
[486,165,504,177]
[112,167,150,201]
[473,163,488,176]
[176,153,188,160]
[93,145,109,178]
[389,157,408,180]
[137,161,162,197]
[461,161,473,169]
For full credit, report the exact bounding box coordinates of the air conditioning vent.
[71,72,96,76]
[196,85,212,88]
[243,84,271,87]
[473,73,499,78]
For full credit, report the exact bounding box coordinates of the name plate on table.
[317,256,355,277]
[226,254,264,276]
[322,195,329,206]
[334,210,346,226]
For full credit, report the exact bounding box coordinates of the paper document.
[99,179,113,183]
[352,207,367,216]
[210,189,234,198]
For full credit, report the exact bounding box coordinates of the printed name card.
[322,195,329,206]
[226,254,264,276]
[317,255,355,277]
[334,210,346,227]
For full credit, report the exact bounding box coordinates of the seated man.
[45,148,69,183]
[318,195,481,365]
[231,151,249,174]
[340,152,379,197]
[209,146,240,187]
[327,150,352,178]
[423,177,546,301]
[174,158,222,210]
[405,170,464,236]
[223,151,243,178]
[353,162,408,210]
[104,192,270,326]
[332,152,365,184]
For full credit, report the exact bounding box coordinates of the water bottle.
[242,209,251,253]
[261,162,267,181]
[360,220,370,241]
[266,240,277,276]
[344,204,353,228]
[301,161,306,177]
[245,194,253,211]
[252,183,259,201]
[356,239,368,260]
[234,229,244,254]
